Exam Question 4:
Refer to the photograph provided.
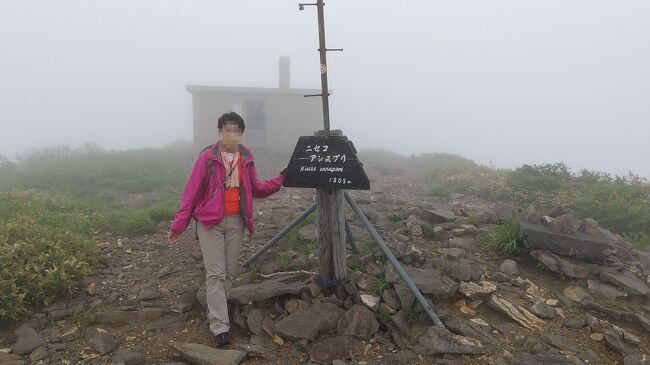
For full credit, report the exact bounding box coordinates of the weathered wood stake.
[315,130,348,296]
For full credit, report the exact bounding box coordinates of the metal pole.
[344,218,358,254]
[344,192,445,328]
[316,0,331,132]
[243,203,317,268]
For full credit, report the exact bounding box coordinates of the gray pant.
[197,215,244,335]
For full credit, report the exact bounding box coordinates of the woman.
[168,112,286,346]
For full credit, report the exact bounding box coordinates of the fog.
[1,0,649,177]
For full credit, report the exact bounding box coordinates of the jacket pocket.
[194,192,224,221]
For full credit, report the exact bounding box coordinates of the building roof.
[186,85,331,95]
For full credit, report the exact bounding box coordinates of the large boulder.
[274,301,345,341]
[336,305,380,340]
[274,309,321,341]
[519,220,619,262]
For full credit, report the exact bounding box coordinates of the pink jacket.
[171,142,284,234]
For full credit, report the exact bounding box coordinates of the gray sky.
[1,0,649,177]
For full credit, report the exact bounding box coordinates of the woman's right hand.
[167,230,181,245]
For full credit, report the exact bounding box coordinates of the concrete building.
[187,57,326,157]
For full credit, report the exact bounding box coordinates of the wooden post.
[315,130,348,297]
[316,0,330,132]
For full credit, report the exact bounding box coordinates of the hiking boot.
[214,332,231,347]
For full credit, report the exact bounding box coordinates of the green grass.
[388,212,406,223]
[299,241,318,257]
[426,182,450,198]
[359,239,378,256]
[275,251,294,271]
[622,231,650,250]
[483,218,521,256]
[0,189,100,320]
[6,143,191,203]
[402,308,419,320]
[377,307,391,325]
[0,142,195,321]
[421,222,437,240]
[414,329,424,342]
[371,276,389,296]
[1,142,194,236]
[69,310,94,328]
[422,154,650,246]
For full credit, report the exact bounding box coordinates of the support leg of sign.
[243,203,317,268]
[316,188,348,298]
[344,218,358,254]
[344,191,445,328]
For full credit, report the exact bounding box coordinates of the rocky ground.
[1,152,650,365]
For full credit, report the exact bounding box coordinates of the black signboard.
[283,135,370,190]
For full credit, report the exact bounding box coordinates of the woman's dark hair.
[218,112,245,133]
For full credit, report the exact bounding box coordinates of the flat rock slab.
[443,316,496,347]
[585,315,640,355]
[530,250,592,278]
[587,279,626,300]
[113,350,142,365]
[419,208,456,223]
[600,270,650,295]
[429,257,480,282]
[543,334,580,353]
[274,301,345,341]
[563,285,593,303]
[172,342,246,365]
[413,326,486,355]
[232,343,269,357]
[529,300,557,319]
[624,354,650,365]
[511,353,583,365]
[274,309,321,341]
[459,281,497,300]
[308,336,361,364]
[93,308,166,325]
[85,327,116,355]
[520,221,619,261]
[228,273,310,305]
[386,264,458,298]
[12,326,45,356]
[488,295,544,330]
[580,299,650,334]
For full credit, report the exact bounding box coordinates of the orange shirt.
[224,155,242,216]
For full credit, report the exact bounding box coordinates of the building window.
[245,100,266,129]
